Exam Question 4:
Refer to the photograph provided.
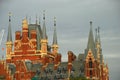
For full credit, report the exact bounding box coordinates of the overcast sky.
[0,0,120,79]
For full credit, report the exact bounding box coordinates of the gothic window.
[89,58,92,68]
[90,70,92,76]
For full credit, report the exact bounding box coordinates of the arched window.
[90,70,92,77]
[88,58,93,77]
[89,58,92,68]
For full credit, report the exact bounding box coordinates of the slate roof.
[31,54,85,79]
[8,63,16,75]
[7,18,12,42]
[42,12,47,39]
[52,17,58,45]
[85,21,97,59]
[7,53,86,80]
[28,24,42,50]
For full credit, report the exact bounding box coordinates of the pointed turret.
[42,10,47,39]
[52,17,59,55]
[40,10,48,54]
[85,21,96,59]
[52,17,58,45]
[87,21,95,50]
[95,27,101,47]
[95,28,98,47]
[7,12,12,42]
[6,12,13,60]
[95,27,103,63]
[38,16,42,36]
[97,27,101,46]
[22,18,28,30]
[21,18,29,43]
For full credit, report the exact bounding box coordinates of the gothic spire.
[7,12,12,42]
[95,28,98,49]
[84,21,96,59]
[95,28,98,44]
[98,27,101,45]
[42,10,47,39]
[52,17,58,45]
[87,21,95,50]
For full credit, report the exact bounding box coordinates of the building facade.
[84,21,109,80]
[0,12,109,80]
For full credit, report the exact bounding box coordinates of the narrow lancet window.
[89,58,92,68]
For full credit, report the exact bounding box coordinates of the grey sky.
[0,0,120,79]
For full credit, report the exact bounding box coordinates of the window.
[90,70,92,76]
[89,58,92,68]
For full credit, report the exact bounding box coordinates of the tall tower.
[6,12,13,60]
[52,17,59,55]
[95,28,98,48]
[41,10,48,54]
[22,18,29,43]
[95,27,104,80]
[95,27,103,64]
[84,21,97,79]
[86,21,95,55]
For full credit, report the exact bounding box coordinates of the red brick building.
[84,22,109,80]
[4,12,61,80]
[0,12,109,80]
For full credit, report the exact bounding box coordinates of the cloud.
[0,0,120,79]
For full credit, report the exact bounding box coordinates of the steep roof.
[7,14,12,42]
[95,28,98,47]
[42,11,47,39]
[87,21,95,50]
[85,21,96,59]
[52,17,58,45]
[97,27,101,45]
[28,24,42,50]
[95,27,101,47]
